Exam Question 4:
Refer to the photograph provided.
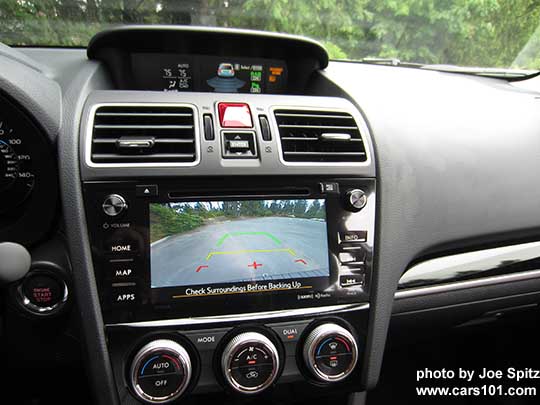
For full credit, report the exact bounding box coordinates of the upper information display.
[131,53,287,94]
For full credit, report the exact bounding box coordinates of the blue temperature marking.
[140,355,159,376]
[317,338,334,356]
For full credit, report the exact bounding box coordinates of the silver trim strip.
[401,241,540,286]
[396,269,540,299]
[106,303,369,328]
[84,103,201,168]
[396,240,540,299]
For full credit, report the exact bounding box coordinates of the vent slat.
[93,138,195,144]
[91,105,197,164]
[284,151,366,157]
[274,109,367,163]
[96,112,192,117]
[92,153,195,162]
[278,125,358,130]
[275,113,351,119]
[94,124,193,130]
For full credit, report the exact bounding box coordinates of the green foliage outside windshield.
[1,0,540,69]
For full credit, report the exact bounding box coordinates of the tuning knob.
[130,340,192,403]
[345,189,367,212]
[221,332,280,394]
[303,323,358,382]
[102,194,127,217]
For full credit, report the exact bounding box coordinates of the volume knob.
[102,194,127,217]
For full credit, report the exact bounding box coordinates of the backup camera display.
[150,199,329,290]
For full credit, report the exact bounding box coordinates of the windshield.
[2,0,540,70]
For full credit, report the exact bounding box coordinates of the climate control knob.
[130,340,192,404]
[303,323,358,382]
[221,332,280,394]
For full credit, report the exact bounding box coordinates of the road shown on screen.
[150,216,329,288]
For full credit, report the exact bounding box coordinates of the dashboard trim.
[105,303,369,328]
[398,240,540,292]
[395,269,540,299]
[84,102,201,169]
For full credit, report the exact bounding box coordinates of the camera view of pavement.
[151,216,329,288]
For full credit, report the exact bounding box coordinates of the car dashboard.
[1,25,540,405]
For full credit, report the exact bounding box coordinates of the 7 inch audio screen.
[149,199,329,292]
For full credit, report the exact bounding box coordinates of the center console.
[79,78,376,401]
[84,177,374,402]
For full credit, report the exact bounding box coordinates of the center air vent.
[274,109,367,163]
[90,105,197,164]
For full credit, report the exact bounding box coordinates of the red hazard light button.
[218,103,253,128]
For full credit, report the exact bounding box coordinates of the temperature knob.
[221,332,280,394]
[130,340,192,404]
[303,323,358,382]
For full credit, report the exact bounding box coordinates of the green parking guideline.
[216,231,282,247]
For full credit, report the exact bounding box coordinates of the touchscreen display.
[150,199,329,296]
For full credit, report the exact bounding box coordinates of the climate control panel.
[122,320,363,403]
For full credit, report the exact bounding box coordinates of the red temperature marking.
[295,259,307,265]
[196,265,208,273]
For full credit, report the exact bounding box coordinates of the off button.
[137,373,183,400]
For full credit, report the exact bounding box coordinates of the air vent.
[90,105,197,164]
[274,109,367,163]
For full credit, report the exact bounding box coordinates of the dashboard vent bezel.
[272,107,370,166]
[85,103,200,168]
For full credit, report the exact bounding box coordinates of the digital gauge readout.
[132,54,287,94]
[0,120,35,212]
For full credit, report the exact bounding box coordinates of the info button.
[339,231,367,245]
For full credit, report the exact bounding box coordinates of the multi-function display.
[150,199,329,299]
[132,54,287,94]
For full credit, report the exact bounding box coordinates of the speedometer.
[0,92,57,246]
[0,120,35,211]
